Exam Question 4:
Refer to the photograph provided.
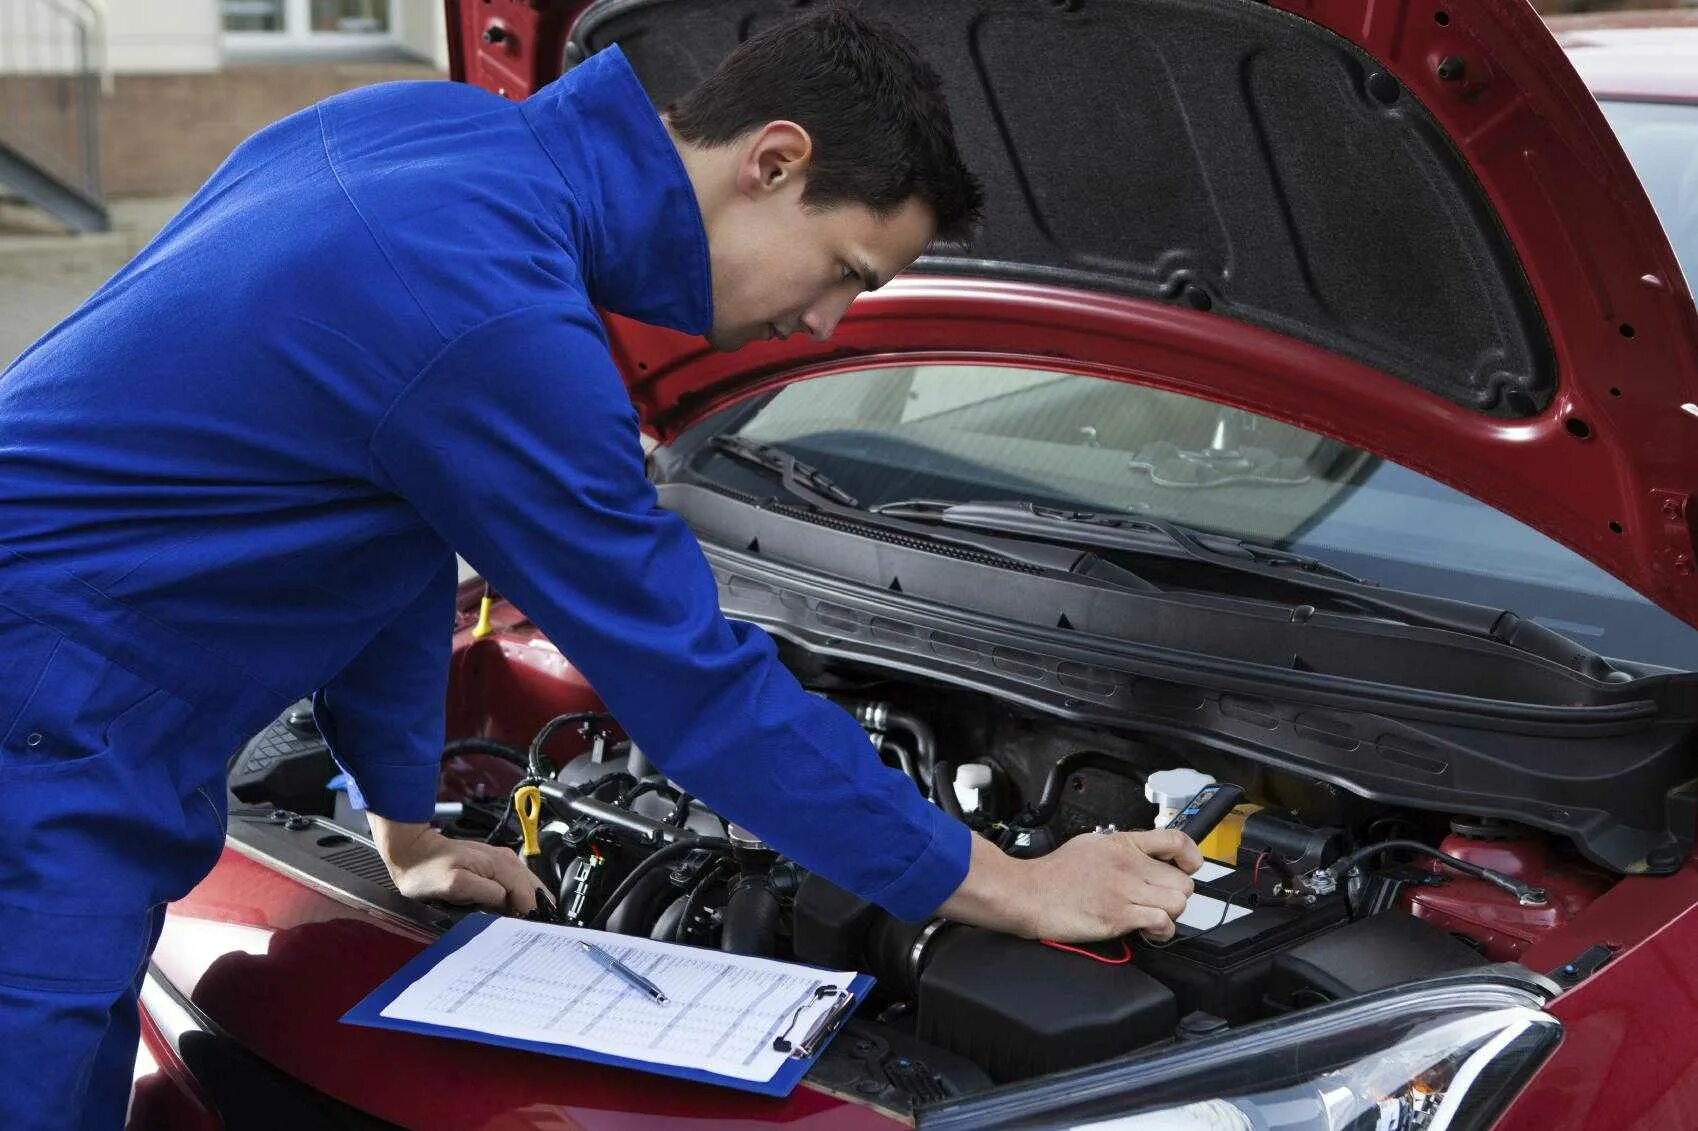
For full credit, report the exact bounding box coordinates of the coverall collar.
[521,45,713,336]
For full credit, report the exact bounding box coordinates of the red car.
[129,2,1698,1129]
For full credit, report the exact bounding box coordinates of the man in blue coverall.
[0,9,1201,1125]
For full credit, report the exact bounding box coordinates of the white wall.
[100,0,223,74]
[0,0,219,75]
[0,1,446,75]
[397,0,448,71]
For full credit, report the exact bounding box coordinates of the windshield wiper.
[874,500,1363,581]
[870,500,1619,679]
[708,436,861,507]
[703,441,1163,586]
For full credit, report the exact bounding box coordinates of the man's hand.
[938,828,1203,943]
[368,815,549,916]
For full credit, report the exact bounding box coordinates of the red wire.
[1039,938,1133,964]
[1252,849,1269,888]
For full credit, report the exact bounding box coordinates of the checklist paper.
[372,916,860,1084]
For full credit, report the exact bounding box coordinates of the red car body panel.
[128,1011,222,1131]
[447,0,1698,630]
[1500,862,1698,1130]
[155,849,900,1131]
[134,3,1698,1128]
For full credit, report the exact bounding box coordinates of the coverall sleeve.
[367,304,971,921]
[311,554,458,822]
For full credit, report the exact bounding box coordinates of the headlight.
[919,978,1559,1131]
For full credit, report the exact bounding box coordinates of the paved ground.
[0,195,187,367]
[0,196,482,583]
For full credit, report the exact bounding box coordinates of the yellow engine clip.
[514,784,543,858]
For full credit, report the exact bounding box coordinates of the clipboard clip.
[772,984,854,1060]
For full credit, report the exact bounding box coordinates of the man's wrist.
[937,832,1037,936]
[367,813,433,866]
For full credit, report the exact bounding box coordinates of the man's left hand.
[368,815,548,915]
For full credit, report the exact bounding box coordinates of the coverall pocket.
[0,620,164,775]
[0,901,155,994]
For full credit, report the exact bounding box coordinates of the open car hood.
[447,0,1698,631]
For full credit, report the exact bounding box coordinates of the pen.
[579,940,669,1005]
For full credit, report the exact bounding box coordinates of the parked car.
[129,2,1698,1129]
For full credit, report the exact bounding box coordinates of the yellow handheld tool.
[514,784,543,858]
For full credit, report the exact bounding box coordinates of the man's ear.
[736,120,812,199]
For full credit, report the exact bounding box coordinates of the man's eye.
[840,265,857,283]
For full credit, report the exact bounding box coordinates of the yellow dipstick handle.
[472,593,494,639]
[514,784,543,858]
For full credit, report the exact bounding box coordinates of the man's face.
[701,151,937,351]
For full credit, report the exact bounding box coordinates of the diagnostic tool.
[1164,783,1246,844]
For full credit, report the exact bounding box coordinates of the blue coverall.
[0,46,969,1127]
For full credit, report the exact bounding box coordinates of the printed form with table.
[345,913,870,1096]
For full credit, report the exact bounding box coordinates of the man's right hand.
[938,828,1203,942]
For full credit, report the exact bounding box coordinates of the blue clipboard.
[341,912,874,1098]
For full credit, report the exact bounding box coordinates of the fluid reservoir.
[1144,768,1216,827]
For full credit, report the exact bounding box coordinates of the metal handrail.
[0,0,107,226]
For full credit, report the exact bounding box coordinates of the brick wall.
[97,60,444,197]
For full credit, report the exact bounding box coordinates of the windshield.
[670,364,1698,671]
[1598,98,1698,289]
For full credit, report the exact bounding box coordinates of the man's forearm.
[936,833,1039,937]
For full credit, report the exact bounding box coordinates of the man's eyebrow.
[852,259,882,292]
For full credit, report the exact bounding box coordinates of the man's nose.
[800,295,852,342]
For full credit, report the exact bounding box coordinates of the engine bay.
[229,623,1626,1114]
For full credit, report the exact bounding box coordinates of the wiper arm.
[870,500,1618,679]
[703,445,1157,588]
[708,435,860,507]
[874,500,1362,581]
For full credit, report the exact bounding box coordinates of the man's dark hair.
[667,7,984,244]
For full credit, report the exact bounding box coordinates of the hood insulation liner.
[570,0,1555,417]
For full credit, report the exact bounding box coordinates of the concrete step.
[0,194,186,366]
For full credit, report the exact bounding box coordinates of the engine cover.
[916,927,1177,1082]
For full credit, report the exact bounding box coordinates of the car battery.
[1133,860,1346,1023]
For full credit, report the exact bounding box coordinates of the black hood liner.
[569,0,1555,418]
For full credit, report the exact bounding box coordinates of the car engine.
[232,662,1611,1109]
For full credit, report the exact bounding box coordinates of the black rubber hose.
[650,895,689,941]
[603,864,677,936]
[677,859,738,943]
[665,793,695,827]
[587,772,638,803]
[932,760,965,821]
[483,787,523,845]
[527,711,606,778]
[1018,749,1149,828]
[836,701,937,794]
[720,879,783,956]
[880,739,919,787]
[883,710,937,793]
[587,837,731,931]
[440,738,529,770]
[616,779,681,808]
[1327,839,1544,902]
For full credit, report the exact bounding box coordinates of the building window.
[311,1,391,34]
[223,0,396,49]
[222,1,287,33]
